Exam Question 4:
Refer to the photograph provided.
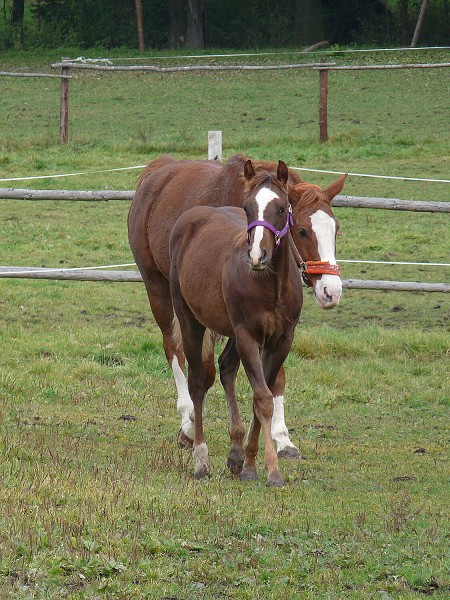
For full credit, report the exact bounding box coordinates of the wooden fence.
[0,187,448,292]
[16,59,449,144]
[0,70,71,143]
[313,62,450,141]
[1,188,449,213]
[3,60,450,143]
[0,265,448,293]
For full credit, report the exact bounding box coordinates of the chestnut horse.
[170,160,302,485]
[128,154,346,459]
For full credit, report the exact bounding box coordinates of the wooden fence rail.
[0,71,71,79]
[1,189,448,212]
[0,267,448,292]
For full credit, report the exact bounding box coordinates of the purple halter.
[246,204,294,249]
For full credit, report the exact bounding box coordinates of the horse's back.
[128,158,224,278]
[170,205,244,258]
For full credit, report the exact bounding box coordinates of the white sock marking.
[171,356,195,439]
[271,395,297,453]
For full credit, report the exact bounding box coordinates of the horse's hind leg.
[172,285,214,479]
[218,339,245,475]
[271,367,301,460]
[140,266,195,446]
[186,324,215,479]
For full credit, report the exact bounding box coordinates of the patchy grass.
[0,282,449,598]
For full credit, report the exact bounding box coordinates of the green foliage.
[0,0,449,51]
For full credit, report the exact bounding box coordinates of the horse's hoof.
[194,465,210,480]
[266,477,285,487]
[227,454,244,475]
[267,471,285,487]
[177,428,194,449]
[277,446,301,460]
[238,467,258,481]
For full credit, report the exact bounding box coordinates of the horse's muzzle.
[248,249,268,271]
[313,275,342,309]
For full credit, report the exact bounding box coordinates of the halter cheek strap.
[246,205,294,248]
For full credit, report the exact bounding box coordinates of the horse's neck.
[272,239,293,302]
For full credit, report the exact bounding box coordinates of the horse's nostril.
[261,250,267,262]
[323,287,333,302]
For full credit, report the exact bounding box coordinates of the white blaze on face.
[310,209,342,308]
[248,187,279,266]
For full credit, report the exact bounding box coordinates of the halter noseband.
[246,204,294,250]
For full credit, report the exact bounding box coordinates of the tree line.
[3,0,449,52]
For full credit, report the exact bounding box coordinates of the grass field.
[0,47,449,598]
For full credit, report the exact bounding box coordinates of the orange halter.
[291,182,341,283]
[305,261,341,276]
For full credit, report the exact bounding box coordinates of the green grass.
[0,47,449,598]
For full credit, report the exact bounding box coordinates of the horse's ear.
[277,161,289,188]
[324,173,348,202]
[244,159,256,181]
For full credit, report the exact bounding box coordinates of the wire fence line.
[1,163,449,184]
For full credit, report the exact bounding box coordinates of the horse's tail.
[135,155,177,190]
[172,317,218,362]
[202,328,219,362]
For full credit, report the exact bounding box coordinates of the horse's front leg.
[272,367,301,459]
[235,329,283,486]
[218,338,245,475]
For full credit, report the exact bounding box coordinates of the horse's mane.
[227,154,303,189]
[244,170,287,194]
[291,184,327,220]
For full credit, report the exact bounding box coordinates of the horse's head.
[243,160,290,271]
[290,174,347,309]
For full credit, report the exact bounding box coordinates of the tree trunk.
[295,0,324,47]
[135,0,145,52]
[186,0,206,49]
[399,0,408,46]
[444,0,449,32]
[11,0,25,50]
[411,0,429,47]
[169,0,186,48]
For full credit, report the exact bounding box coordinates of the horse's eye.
[299,228,308,238]
[278,207,285,214]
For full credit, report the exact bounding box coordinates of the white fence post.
[208,130,222,161]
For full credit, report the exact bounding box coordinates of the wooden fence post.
[59,61,70,143]
[208,130,222,161]
[319,68,329,142]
